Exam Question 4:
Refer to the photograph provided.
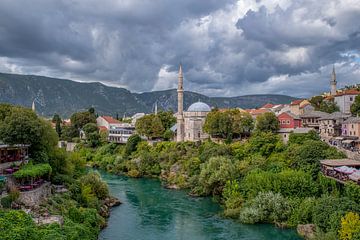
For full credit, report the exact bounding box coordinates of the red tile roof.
[261,103,275,109]
[290,99,304,105]
[101,116,120,124]
[99,126,108,132]
[335,89,360,96]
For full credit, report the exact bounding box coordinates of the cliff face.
[0,72,297,117]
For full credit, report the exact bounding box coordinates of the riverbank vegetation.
[0,104,112,240]
[78,128,360,239]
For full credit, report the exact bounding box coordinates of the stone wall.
[338,148,360,161]
[18,182,51,207]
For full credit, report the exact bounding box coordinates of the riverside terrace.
[0,144,29,175]
[320,159,360,184]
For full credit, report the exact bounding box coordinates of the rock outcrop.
[297,224,316,239]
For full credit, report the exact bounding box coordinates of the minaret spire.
[330,65,337,96]
[176,64,184,142]
[154,101,158,115]
[32,100,36,112]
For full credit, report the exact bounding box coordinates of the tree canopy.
[350,95,360,116]
[255,112,280,133]
[203,109,254,141]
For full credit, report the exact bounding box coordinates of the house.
[300,111,329,132]
[342,117,360,137]
[277,112,302,129]
[319,112,350,141]
[96,116,123,130]
[290,99,314,115]
[334,89,360,114]
[108,123,135,144]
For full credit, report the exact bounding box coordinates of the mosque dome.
[187,102,211,112]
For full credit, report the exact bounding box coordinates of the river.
[98,171,301,240]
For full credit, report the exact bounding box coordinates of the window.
[286,120,290,124]
[281,120,286,124]
[350,97,353,101]
[198,132,201,138]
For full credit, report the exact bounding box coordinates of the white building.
[108,124,135,144]
[334,90,360,114]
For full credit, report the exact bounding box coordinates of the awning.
[342,140,354,144]
[349,171,360,181]
[334,166,357,174]
[335,137,344,140]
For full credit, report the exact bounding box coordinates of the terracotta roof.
[101,116,120,124]
[98,126,108,132]
[320,159,360,167]
[249,109,271,115]
[290,99,304,105]
[278,111,301,120]
[335,89,360,97]
[261,103,275,109]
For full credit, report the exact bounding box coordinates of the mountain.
[0,72,298,117]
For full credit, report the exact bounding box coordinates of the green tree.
[83,123,98,135]
[0,106,58,161]
[52,114,62,137]
[351,95,360,116]
[319,101,340,113]
[70,111,96,129]
[231,110,254,138]
[157,111,176,130]
[197,156,237,196]
[310,95,324,110]
[255,112,280,133]
[124,134,142,157]
[135,114,164,139]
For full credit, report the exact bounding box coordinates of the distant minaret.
[154,101,158,115]
[176,64,185,142]
[31,100,36,112]
[330,65,337,96]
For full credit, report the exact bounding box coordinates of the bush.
[197,156,237,196]
[339,212,360,240]
[222,180,244,218]
[240,169,318,198]
[239,192,291,224]
[288,197,317,227]
[79,172,109,200]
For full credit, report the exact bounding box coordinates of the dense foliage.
[310,95,340,113]
[13,163,52,179]
[255,112,280,133]
[78,128,359,239]
[135,111,175,139]
[0,104,110,240]
[351,95,360,116]
[203,109,254,141]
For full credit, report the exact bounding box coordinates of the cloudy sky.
[0,0,359,98]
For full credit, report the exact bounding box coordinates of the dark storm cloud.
[0,0,359,97]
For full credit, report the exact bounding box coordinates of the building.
[319,112,350,141]
[290,99,314,115]
[246,108,271,119]
[96,116,123,130]
[300,111,329,132]
[334,89,360,114]
[330,66,337,96]
[108,124,135,144]
[277,112,302,129]
[0,144,29,175]
[342,117,360,137]
[176,65,211,142]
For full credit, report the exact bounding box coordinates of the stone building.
[176,65,211,142]
[300,111,329,132]
[319,112,350,141]
[334,89,360,114]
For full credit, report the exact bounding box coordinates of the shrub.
[239,192,291,224]
[222,180,244,218]
[339,212,360,240]
[240,169,318,198]
[197,156,237,196]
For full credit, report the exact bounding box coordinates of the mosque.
[176,65,211,142]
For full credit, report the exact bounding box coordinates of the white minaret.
[176,64,185,142]
[154,101,158,115]
[330,65,337,96]
[31,100,36,112]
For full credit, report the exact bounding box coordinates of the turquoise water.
[99,171,301,240]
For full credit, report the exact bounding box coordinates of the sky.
[0,0,359,98]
